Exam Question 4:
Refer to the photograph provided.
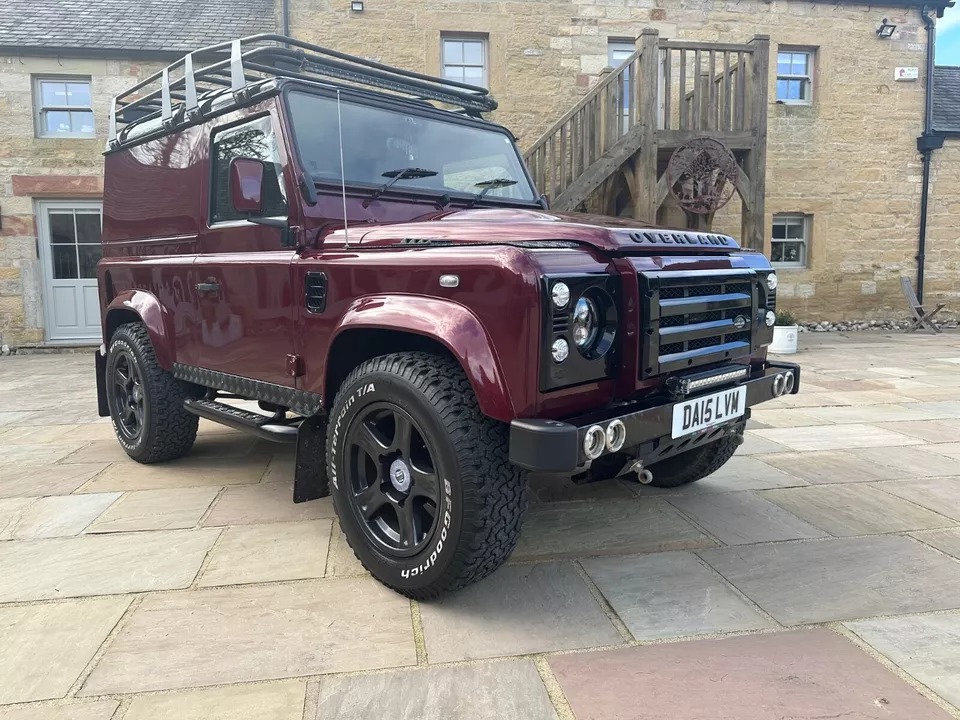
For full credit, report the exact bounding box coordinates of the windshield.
[286,90,537,203]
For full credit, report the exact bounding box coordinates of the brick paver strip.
[549,629,952,720]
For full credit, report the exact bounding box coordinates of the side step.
[183,398,298,443]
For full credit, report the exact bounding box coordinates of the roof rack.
[108,33,497,150]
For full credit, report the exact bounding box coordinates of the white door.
[608,41,635,133]
[36,200,103,343]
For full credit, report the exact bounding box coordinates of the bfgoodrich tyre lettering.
[327,351,527,600]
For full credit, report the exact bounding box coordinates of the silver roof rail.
[107,33,497,152]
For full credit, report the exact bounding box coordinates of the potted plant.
[770,309,799,355]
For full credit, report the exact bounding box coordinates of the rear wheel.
[644,428,743,488]
[328,351,527,599]
[105,323,198,463]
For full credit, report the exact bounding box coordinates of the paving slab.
[876,478,960,521]
[198,519,331,587]
[203,482,335,526]
[81,578,416,695]
[875,419,960,443]
[324,520,368,577]
[123,680,306,720]
[921,442,960,460]
[911,527,960,559]
[581,552,774,640]
[700,535,960,625]
[669,491,827,545]
[746,408,833,428]
[78,456,270,492]
[86,486,219,533]
[0,443,88,466]
[0,701,119,720]
[0,463,107,498]
[737,432,791,455]
[313,659,559,720]
[762,484,953,536]
[262,452,295,483]
[633,456,806,494]
[849,446,960,478]
[751,424,923,451]
[0,424,116,444]
[528,474,635,502]
[0,528,219,602]
[548,629,953,720]
[803,404,944,424]
[847,612,960,710]
[512,498,712,561]
[0,493,119,539]
[418,563,621,662]
[755,450,902,483]
[0,498,35,539]
[0,597,131,704]
[903,400,960,418]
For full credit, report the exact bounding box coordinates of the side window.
[210,116,287,223]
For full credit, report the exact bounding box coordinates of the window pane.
[443,66,465,82]
[776,80,788,101]
[78,244,102,278]
[777,53,792,75]
[41,81,67,107]
[71,111,95,134]
[44,110,72,134]
[791,54,808,75]
[211,118,287,223]
[785,219,805,239]
[49,213,76,244]
[772,221,786,240]
[462,41,483,65]
[443,40,463,64]
[66,82,91,107]
[778,241,804,264]
[75,212,102,244]
[798,79,809,100]
[52,244,78,279]
[463,66,483,83]
[786,80,801,100]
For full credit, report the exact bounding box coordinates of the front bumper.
[509,361,800,473]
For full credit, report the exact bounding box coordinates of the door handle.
[195,282,220,294]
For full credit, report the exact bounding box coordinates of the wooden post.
[632,28,659,223]
[740,34,769,251]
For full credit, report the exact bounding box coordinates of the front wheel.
[328,352,526,600]
[643,427,743,488]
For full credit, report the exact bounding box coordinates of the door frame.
[35,198,103,344]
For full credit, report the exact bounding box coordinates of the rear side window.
[210,116,287,223]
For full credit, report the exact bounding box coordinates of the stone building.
[0,0,956,346]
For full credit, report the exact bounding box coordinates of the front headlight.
[572,296,599,349]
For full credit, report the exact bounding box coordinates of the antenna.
[336,89,350,248]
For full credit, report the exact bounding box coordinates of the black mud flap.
[95,349,110,417]
[293,415,330,503]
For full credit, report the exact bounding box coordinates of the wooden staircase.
[523,29,770,250]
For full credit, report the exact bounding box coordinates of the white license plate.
[671,386,747,439]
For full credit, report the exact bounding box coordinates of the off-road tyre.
[105,322,199,463]
[327,351,527,600]
[644,428,743,488]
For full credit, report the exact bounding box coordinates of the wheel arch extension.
[325,296,515,422]
[102,290,176,370]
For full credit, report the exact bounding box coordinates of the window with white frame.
[33,77,95,137]
[775,50,813,104]
[441,35,487,88]
[771,214,810,267]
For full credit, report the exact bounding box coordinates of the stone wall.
[923,138,960,314]
[0,56,161,345]
[292,0,941,323]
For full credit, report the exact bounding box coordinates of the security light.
[876,18,897,38]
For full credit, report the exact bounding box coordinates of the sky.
[938,5,960,65]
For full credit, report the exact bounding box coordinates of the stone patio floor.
[2,331,960,719]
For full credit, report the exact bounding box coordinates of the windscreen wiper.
[362,167,438,207]
[469,178,518,207]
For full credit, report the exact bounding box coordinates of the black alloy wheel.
[112,349,146,442]
[344,403,441,557]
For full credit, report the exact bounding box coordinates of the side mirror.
[229,157,265,215]
[538,193,550,210]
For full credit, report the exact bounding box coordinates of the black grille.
[639,270,756,377]
[305,272,328,313]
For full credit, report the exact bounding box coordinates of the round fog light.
[551,338,569,363]
[783,371,795,394]
[765,310,776,327]
[773,373,786,396]
[767,273,779,291]
[552,282,570,310]
[605,420,627,452]
[583,425,605,460]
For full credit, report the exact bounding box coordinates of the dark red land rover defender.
[95,35,799,598]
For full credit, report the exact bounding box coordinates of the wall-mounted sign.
[895,67,919,81]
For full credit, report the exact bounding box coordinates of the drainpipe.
[916,4,944,304]
[281,0,290,36]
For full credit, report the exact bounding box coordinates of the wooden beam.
[656,130,755,150]
[633,28,660,223]
[740,35,769,251]
[552,123,646,210]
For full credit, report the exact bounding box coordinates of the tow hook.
[626,458,654,484]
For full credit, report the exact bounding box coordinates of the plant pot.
[770,324,799,355]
